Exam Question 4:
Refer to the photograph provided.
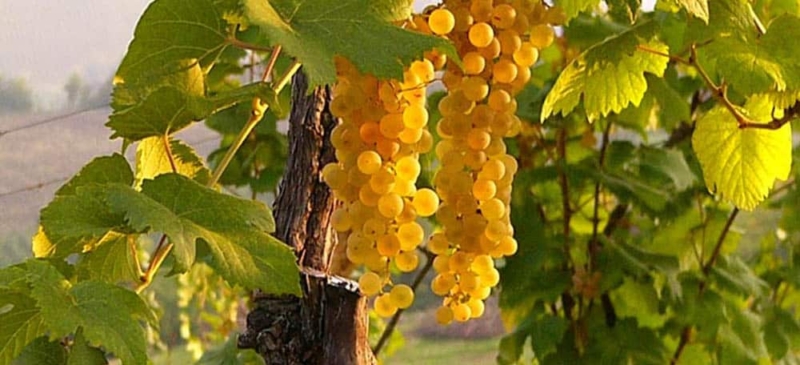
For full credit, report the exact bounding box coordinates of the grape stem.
[372,249,435,356]
[637,43,799,130]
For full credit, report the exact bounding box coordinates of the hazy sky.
[0,1,152,108]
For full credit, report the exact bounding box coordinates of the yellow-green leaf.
[692,96,792,210]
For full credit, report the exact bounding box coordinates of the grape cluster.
[322,57,442,317]
[421,0,559,324]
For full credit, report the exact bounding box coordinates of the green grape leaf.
[529,316,569,360]
[107,87,214,141]
[10,337,66,365]
[67,330,107,365]
[39,187,127,259]
[558,0,601,22]
[719,308,767,364]
[0,293,46,365]
[55,154,133,197]
[709,256,769,297]
[692,96,792,210]
[542,28,669,122]
[25,260,156,365]
[75,233,140,285]
[241,0,457,87]
[135,137,211,187]
[103,174,300,294]
[691,2,800,94]
[115,0,227,87]
[677,0,709,23]
[113,60,206,111]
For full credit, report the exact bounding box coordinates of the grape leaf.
[108,83,279,141]
[115,0,227,87]
[66,331,107,365]
[135,137,211,188]
[558,0,601,22]
[10,337,66,365]
[55,154,133,197]
[25,260,156,365]
[690,2,800,94]
[541,27,669,122]
[39,187,127,259]
[75,233,140,285]
[107,87,213,141]
[103,174,300,294]
[692,96,792,210]
[677,0,709,23]
[241,0,457,87]
[0,293,46,365]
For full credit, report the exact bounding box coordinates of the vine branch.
[638,44,800,130]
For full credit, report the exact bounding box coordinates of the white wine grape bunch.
[322,0,561,323]
[421,0,560,324]
[322,56,442,317]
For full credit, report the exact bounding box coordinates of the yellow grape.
[469,0,493,22]
[479,37,501,60]
[429,8,456,35]
[452,303,472,322]
[467,299,486,318]
[362,218,387,239]
[513,42,539,67]
[497,236,518,256]
[459,272,480,292]
[389,284,415,309]
[480,198,506,220]
[433,255,450,273]
[359,271,383,296]
[412,188,440,217]
[377,193,404,218]
[410,59,435,83]
[492,59,518,84]
[398,127,423,144]
[398,222,424,250]
[485,220,510,242]
[374,293,398,317]
[322,164,348,190]
[369,167,396,195]
[357,151,382,175]
[530,24,555,49]
[377,234,401,257]
[480,159,506,180]
[467,128,492,150]
[436,305,454,325]
[468,22,494,48]
[379,113,405,139]
[470,254,495,274]
[462,52,486,75]
[472,179,497,201]
[491,4,517,29]
[461,76,489,102]
[497,29,522,55]
[395,155,422,181]
[427,233,450,255]
[331,208,352,232]
[432,273,456,295]
[449,251,473,272]
[480,267,501,287]
[488,89,513,112]
[358,185,381,206]
[395,250,419,272]
[403,103,429,129]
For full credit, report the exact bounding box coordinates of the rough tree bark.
[238,70,376,365]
